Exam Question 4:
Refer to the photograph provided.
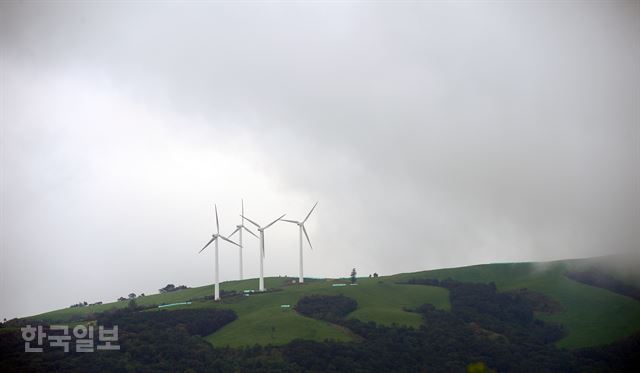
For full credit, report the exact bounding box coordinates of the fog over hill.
[1,1,638,320]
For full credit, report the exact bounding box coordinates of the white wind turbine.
[228,199,259,280]
[282,202,318,284]
[241,212,286,292]
[198,204,239,301]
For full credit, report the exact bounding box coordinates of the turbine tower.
[198,204,239,301]
[282,202,318,284]
[241,213,286,292]
[228,199,259,280]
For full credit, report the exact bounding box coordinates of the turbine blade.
[243,226,259,239]
[302,202,318,224]
[215,204,220,234]
[264,214,286,230]
[241,215,260,229]
[219,235,240,247]
[229,227,240,238]
[281,219,299,224]
[198,237,216,253]
[302,225,313,250]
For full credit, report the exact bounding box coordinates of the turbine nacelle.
[282,202,318,250]
[240,213,285,259]
[282,219,301,226]
[241,214,286,232]
[198,234,240,253]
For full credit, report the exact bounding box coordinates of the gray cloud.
[1,1,638,320]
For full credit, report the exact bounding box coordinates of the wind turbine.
[228,199,259,280]
[198,204,239,301]
[282,202,318,284]
[241,212,286,292]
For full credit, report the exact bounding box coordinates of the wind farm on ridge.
[198,200,318,301]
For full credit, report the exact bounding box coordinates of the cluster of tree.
[282,281,633,372]
[117,293,146,302]
[506,288,562,315]
[566,268,640,301]
[97,307,237,336]
[403,278,566,345]
[0,307,238,372]
[69,300,103,308]
[159,284,188,294]
[295,295,358,321]
[280,291,637,372]
[368,273,379,278]
[1,279,639,372]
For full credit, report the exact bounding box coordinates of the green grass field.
[27,257,640,349]
[204,278,450,347]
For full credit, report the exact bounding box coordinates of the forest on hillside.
[1,280,638,372]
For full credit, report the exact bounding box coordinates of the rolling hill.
[26,255,640,349]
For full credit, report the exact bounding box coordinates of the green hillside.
[205,278,450,347]
[27,257,640,349]
[30,276,450,347]
[392,258,640,348]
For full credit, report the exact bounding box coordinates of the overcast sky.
[1,1,638,320]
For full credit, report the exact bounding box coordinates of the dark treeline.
[98,307,237,336]
[0,308,238,372]
[158,284,189,294]
[295,295,357,321]
[406,278,566,345]
[1,281,638,372]
[566,269,640,301]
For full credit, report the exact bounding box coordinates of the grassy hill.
[27,256,640,349]
[391,257,640,348]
